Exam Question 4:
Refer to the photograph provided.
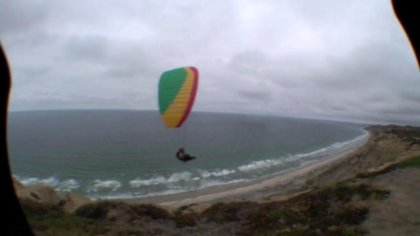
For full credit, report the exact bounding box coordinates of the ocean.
[8,110,367,200]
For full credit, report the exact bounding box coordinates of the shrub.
[131,204,171,220]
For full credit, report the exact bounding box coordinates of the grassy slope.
[396,155,420,169]
[23,182,390,236]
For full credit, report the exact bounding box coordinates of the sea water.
[8,110,367,199]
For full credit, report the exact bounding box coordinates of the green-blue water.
[8,110,366,199]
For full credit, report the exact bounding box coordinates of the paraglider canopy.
[158,66,199,128]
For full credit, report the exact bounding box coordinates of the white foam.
[238,159,283,172]
[237,132,368,173]
[95,178,250,200]
[128,171,195,189]
[129,176,167,188]
[58,179,80,192]
[167,171,192,182]
[199,169,236,178]
[87,179,122,192]
[16,176,43,186]
[14,175,81,193]
[35,176,60,186]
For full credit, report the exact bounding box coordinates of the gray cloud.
[0,0,51,36]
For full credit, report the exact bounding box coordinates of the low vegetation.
[396,156,420,169]
[357,155,420,179]
[203,183,388,235]
[21,200,106,236]
[22,182,389,236]
[75,201,172,221]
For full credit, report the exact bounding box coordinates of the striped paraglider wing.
[158,67,199,128]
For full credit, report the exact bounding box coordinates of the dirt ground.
[362,168,420,236]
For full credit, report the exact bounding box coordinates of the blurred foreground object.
[392,0,420,68]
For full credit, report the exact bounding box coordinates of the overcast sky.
[1,0,419,125]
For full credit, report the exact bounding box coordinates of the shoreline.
[122,132,370,208]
